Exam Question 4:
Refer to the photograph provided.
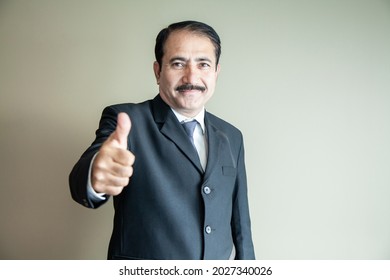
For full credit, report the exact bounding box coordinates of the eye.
[171,62,185,69]
[199,62,211,69]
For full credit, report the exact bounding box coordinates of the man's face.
[154,30,220,117]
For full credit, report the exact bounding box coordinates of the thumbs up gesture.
[91,112,135,196]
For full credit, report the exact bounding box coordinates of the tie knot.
[181,120,198,139]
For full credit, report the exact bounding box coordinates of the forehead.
[163,30,216,60]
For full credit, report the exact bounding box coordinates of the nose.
[182,64,198,84]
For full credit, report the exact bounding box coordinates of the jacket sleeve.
[231,135,256,259]
[68,106,120,209]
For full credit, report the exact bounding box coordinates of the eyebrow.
[169,56,213,64]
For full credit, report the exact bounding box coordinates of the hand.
[91,112,135,196]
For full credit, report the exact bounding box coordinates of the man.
[69,20,255,260]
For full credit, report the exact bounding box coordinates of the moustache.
[175,84,206,92]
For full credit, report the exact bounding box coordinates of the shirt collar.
[171,108,206,134]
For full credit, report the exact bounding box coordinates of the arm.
[69,107,134,209]
[231,136,256,259]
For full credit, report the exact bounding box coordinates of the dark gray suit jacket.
[69,94,255,260]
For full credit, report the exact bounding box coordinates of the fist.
[91,112,135,196]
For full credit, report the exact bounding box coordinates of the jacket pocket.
[222,166,236,176]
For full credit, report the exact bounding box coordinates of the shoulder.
[101,99,154,121]
[206,111,243,139]
[104,99,152,114]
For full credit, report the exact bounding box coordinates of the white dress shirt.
[171,108,207,171]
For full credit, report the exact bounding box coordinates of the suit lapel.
[152,95,203,173]
[204,114,222,178]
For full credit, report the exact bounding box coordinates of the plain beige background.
[1,0,389,259]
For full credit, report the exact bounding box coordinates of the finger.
[103,173,130,188]
[107,161,134,178]
[111,112,131,149]
[106,186,125,196]
[100,185,125,196]
[93,155,133,180]
[111,149,135,166]
[92,172,130,193]
[92,148,134,188]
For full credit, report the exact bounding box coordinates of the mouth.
[175,84,206,93]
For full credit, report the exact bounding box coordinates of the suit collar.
[171,108,206,134]
[152,94,223,176]
[152,95,204,173]
[152,94,171,124]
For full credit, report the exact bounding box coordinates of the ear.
[215,63,221,79]
[153,61,161,84]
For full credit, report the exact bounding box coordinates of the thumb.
[110,112,131,148]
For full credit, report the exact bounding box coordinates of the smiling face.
[153,30,221,117]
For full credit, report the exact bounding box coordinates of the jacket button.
[203,186,211,194]
[205,226,212,234]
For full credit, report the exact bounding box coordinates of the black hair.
[154,20,221,69]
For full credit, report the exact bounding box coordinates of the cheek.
[205,76,217,89]
[162,73,181,88]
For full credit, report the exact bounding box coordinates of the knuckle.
[109,187,124,196]
[92,182,104,193]
[128,167,134,177]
